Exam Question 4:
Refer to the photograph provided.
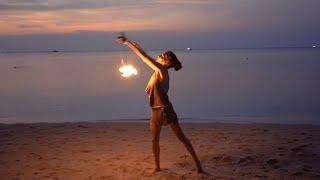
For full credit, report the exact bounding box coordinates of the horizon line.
[0,46,318,54]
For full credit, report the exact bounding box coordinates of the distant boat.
[186,47,192,51]
[49,50,59,53]
[312,45,317,48]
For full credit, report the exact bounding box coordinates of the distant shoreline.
[0,46,318,54]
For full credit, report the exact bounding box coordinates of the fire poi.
[118,32,138,78]
[119,58,138,78]
[119,64,138,77]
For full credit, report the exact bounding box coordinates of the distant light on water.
[312,45,317,48]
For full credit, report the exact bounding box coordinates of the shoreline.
[1,119,320,126]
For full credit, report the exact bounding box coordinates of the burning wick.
[119,64,138,77]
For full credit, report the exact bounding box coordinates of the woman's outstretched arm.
[117,36,162,71]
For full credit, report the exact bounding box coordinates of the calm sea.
[1,48,320,124]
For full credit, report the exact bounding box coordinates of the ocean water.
[1,48,320,124]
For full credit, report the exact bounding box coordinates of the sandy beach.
[0,122,320,180]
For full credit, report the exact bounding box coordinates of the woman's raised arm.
[117,36,162,71]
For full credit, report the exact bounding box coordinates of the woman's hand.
[116,33,128,45]
[115,34,162,71]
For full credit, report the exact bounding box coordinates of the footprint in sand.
[98,175,112,179]
[78,125,88,128]
[39,167,46,171]
[255,174,268,178]
[211,155,223,161]
[278,146,286,150]
[302,165,313,172]
[176,161,189,167]
[221,156,233,164]
[292,171,303,176]
[238,156,254,166]
[266,158,278,165]
[29,153,42,160]
[266,158,280,169]
[180,155,189,159]
[290,144,312,157]
[80,150,92,153]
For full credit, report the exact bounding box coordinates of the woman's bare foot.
[198,169,211,176]
[153,168,160,173]
[196,165,204,174]
[197,168,204,174]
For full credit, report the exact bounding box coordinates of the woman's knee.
[150,125,161,143]
[174,129,187,142]
[171,124,187,142]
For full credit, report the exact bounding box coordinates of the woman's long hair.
[163,51,182,71]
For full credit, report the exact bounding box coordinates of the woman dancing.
[117,35,203,173]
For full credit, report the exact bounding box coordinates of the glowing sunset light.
[0,1,319,50]
[119,64,138,78]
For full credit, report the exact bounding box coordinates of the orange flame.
[119,64,138,77]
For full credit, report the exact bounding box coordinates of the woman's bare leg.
[150,122,161,172]
[170,122,203,173]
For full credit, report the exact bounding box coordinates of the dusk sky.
[0,0,319,51]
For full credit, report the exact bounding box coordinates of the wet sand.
[0,122,320,179]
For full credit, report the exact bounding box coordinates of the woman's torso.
[146,69,172,109]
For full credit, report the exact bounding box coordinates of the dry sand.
[0,122,320,180]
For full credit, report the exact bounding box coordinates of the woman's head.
[157,51,182,71]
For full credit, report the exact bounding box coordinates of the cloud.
[0,0,111,10]
[17,23,44,28]
[0,0,214,11]
[0,0,319,36]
